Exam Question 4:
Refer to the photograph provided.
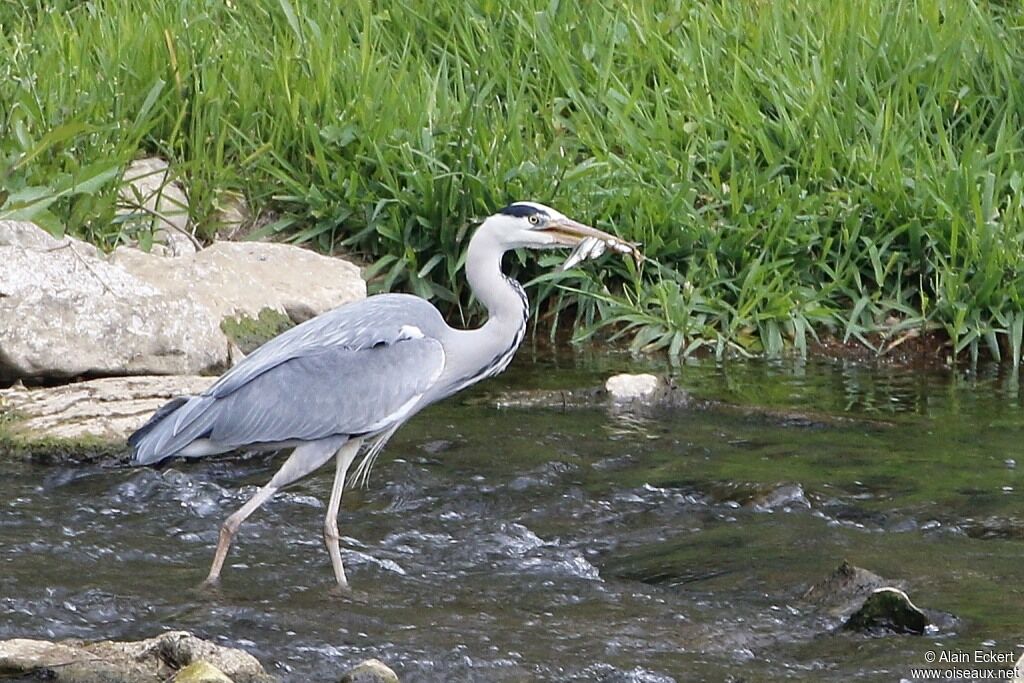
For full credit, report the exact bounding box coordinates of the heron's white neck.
[431,227,530,399]
[465,232,528,327]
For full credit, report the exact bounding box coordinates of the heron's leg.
[323,438,362,588]
[204,436,348,586]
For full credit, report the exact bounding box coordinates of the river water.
[2,354,1022,681]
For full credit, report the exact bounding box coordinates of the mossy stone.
[220,308,295,354]
[173,661,235,683]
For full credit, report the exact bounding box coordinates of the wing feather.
[207,337,444,446]
[130,294,448,464]
[169,294,443,437]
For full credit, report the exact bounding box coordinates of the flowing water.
[2,354,1023,681]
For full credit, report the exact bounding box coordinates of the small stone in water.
[605,373,660,401]
[339,658,400,683]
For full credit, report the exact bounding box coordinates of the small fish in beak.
[545,219,642,271]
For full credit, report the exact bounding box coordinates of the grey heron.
[129,202,639,588]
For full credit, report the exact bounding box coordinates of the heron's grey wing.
[206,335,445,446]
[130,294,448,464]
[131,335,445,463]
[168,294,441,435]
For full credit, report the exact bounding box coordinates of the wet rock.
[802,561,952,635]
[843,587,928,635]
[173,661,235,683]
[339,658,400,683]
[748,483,811,511]
[962,515,1024,540]
[605,373,660,401]
[489,376,690,410]
[417,439,455,455]
[703,481,811,511]
[508,460,579,490]
[0,631,273,682]
[118,156,197,256]
[0,375,215,451]
[801,560,890,618]
[0,220,364,383]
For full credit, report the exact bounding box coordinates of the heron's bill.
[543,218,643,271]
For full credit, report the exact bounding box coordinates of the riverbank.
[4,1,1023,363]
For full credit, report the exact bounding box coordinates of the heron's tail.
[128,395,216,465]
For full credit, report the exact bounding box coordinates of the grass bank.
[3,0,1024,363]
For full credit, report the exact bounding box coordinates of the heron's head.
[478,201,641,270]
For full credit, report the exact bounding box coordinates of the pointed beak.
[542,218,643,270]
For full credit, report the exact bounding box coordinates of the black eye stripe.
[499,203,549,219]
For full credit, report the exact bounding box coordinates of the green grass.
[3,0,1024,363]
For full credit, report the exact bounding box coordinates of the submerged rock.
[0,630,273,683]
[0,220,364,383]
[339,658,400,683]
[490,375,690,410]
[747,483,811,511]
[843,587,928,635]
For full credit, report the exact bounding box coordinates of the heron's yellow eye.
[528,215,540,225]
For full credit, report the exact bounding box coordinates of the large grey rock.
[0,221,224,381]
[110,240,364,325]
[0,221,365,382]
[0,631,273,683]
[0,219,98,255]
[0,375,216,443]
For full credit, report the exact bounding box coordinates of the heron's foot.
[198,573,223,592]
[326,580,354,599]
[191,580,226,601]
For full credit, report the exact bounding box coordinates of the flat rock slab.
[488,378,691,411]
[1,375,215,454]
[487,374,896,431]
[0,630,273,683]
